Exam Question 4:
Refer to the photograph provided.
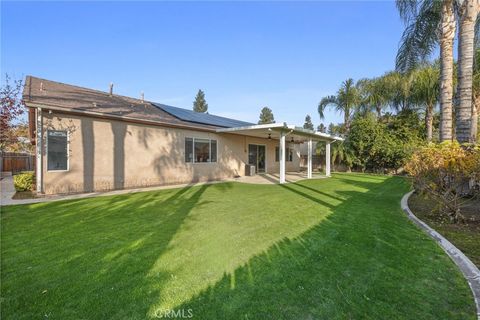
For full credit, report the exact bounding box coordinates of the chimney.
[40,82,44,91]
[109,83,113,96]
[141,91,144,103]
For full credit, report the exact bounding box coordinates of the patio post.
[279,130,286,183]
[325,141,331,177]
[307,138,312,179]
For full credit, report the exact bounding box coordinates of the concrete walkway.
[401,191,480,319]
[1,171,327,206]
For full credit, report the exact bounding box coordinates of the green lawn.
[1,174,476,319]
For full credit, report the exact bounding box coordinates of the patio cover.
[217,123,343,183]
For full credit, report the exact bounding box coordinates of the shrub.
[405,142,480,222]
[345,113,423,172]
[13,171,35,192]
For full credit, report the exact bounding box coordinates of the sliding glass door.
[248,144,266,173]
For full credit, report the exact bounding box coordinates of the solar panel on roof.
[152,103,254,128]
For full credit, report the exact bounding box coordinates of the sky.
[1,1,406,127]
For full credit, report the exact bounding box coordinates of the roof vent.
[109,83,113,96]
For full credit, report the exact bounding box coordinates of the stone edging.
[401,191,480,319]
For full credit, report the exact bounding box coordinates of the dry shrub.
[405,142,480,222]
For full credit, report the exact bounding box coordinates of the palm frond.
[318,95,338,119]
[396,0,441,72]
[396,0,419,23]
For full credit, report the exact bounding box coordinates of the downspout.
[36,107,43,193]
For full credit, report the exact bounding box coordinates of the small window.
[47,130,68,171]
[275,147,293,162]
[185,138,193,163]
[185,138,217,163]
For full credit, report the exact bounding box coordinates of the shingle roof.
[23,76,251,130]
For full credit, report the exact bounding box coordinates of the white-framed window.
[47,130,69,171]
[185,138,217,163]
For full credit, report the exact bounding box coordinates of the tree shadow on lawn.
[1,183,216,319]
[171,176,476,320]
[1,176,476,319]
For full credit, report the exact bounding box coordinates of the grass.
[409,193,480,267]
[1,174,476,319]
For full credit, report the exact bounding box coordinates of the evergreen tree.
[258,107,275,124]
[317,123,326,133]
[303,114,314,130]
[193,89,208,113]
[328,123,336,135]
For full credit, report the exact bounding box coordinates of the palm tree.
[396,0,456,142]
[382,71,414,111]
[318,79,360,133]
[410,64,440,141]
[331,142,354,172]
[472,48,480,142]
[357,77,389,118]
[456,1,479,143]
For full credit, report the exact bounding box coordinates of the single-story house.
[23,76,342,195]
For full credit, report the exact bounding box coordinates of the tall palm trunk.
[456,0,479,143]
[426,104,434,141]
[440,0,456,141]
[344,112,351,132]
[472,94,479,141]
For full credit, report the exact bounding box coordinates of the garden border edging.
[401,190,480,319]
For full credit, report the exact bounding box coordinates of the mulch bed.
[408,193,480,267]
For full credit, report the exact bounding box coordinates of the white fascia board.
[215,122,287,133]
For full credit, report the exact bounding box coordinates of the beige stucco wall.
[39,111,300,194]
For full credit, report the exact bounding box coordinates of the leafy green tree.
[303,114,314,130]
[258,107,275,124]
[345,113,423,172]
[318,78,360,132]
[193,89,208,113]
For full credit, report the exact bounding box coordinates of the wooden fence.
[0,152,35,173]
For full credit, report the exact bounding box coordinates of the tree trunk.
[456,0,479,143]
[472,93,479,142]
[439,0,456,142]
[376,106,382,118]
[344,110,351,133]
[426,104,434,142]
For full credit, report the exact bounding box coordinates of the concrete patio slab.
[233,172,328,184]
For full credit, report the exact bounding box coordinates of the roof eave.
[217,122,343,142]
[25,102,219,132]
